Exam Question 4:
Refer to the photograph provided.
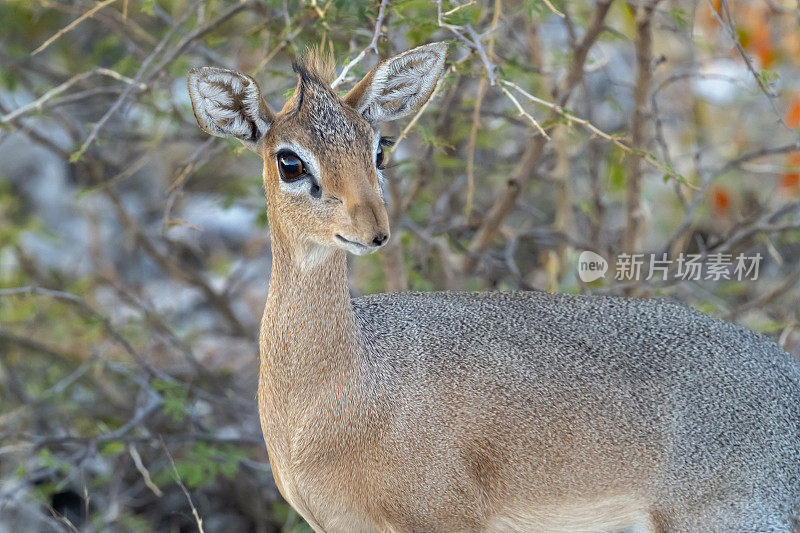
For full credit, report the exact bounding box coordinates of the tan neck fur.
[259,208,360,396]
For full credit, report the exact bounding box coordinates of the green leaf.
[152,379,189,422]
[70,147,87,163]
[101,440,126,456]
[0,68,16,91]
[669,7,689,29]
[441,3,479,26]
[605,147,627,193]
[112,55,139,78]
[141,0,156,15]
[759,69,779,88]
[38,448,59,469]
[256,211,269,228]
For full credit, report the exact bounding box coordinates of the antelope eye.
[277,152,304,181]
[376,145,384,168]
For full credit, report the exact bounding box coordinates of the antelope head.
[187,43,447,265]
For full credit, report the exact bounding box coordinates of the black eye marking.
[310,182,321,199]
[277,151,304,181]
[376,136,395,170]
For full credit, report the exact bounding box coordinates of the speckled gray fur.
[353,290,800,531]
[189,43,800,532]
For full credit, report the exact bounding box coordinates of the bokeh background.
[2,0,800,530]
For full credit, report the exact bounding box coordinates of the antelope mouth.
[335,234,373,255]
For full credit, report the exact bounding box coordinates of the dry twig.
[32,0,119,56]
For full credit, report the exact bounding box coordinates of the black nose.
[372,233,388,246]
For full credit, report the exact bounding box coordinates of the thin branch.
[129,444,164,498]
[32,0,119,56]
[390,66,452,151]
[719,142,800,175]
[145,0,256,84]
[252,26,303,76]
[69,2,199,161]
[501,79,693,185]
[465,0,503,214]
[464,24,497,86]
[623,0,659,255]
[73,0,255,161]
[540,0,565,18]
[103,187,251,338]
[0,285,162,377]
[707,0,787,128]
[465,77,488,215]
[459,0,615,274]
[497,83,548,138]
[664,143,800,255]
[331,0,389,89]
[0,68,145,124]
[162,440,206,533]
[443,0,475,17]
[554,0,614,105]
[461,140,544,274]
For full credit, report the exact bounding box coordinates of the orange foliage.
[780,151,800,195]
[749,11,775,68]
[701,2,778,68]
[700,0,723,31]
[781,173,800,191]
[710,186,732,216]
[783,28,800,66]
[786,96,800,129]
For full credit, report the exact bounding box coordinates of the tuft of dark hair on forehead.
[292,46,336,86]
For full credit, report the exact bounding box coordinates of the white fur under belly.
[485,496,655,533]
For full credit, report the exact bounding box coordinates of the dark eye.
[277,152,304,181]
[376,145,384,169]
[376,136,394,169]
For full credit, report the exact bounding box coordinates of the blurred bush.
[1,0,800,530]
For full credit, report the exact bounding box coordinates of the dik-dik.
[188,43,800,532]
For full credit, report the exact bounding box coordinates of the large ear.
[344,42,447,124]
[187,67,274,152]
